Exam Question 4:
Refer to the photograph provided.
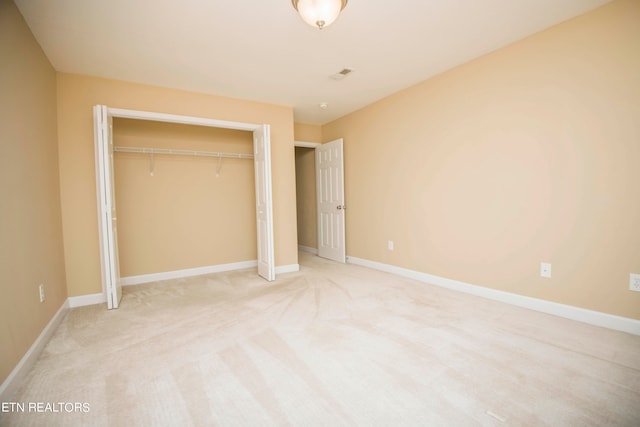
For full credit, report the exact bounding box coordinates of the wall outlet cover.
[540,262,552,278]
[630,274,640,292]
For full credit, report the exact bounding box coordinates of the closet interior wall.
[113,118,256,277]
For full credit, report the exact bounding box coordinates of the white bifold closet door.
[93,105,123,309]
[253,124,275,281]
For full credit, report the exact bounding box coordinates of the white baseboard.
[0,301,69,400]
[298,245,318,255]
[67,292,106,308]
[68,261,299,308]
[347,256,640,336]
[276,264,300,274]
[120,260,259,286]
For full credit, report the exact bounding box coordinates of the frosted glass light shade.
[292,0,348,30]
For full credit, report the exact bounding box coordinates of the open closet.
[94,106,275,309]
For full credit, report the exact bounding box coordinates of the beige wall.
[113,120,256,276]
[0,0,67,384]
[294,123,322,143]
[293,123,322,249]
[323,0,640,319]
[57,74,298,296]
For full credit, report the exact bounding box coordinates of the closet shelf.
[113,146,254,159]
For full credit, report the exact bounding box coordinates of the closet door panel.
[253,125,275,281]
[94,105,122,309]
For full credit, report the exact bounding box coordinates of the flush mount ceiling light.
[291,0,349,30]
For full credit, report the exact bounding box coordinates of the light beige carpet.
[2,252,639,426]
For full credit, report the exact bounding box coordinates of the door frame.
[95,106,276,308]
[294,139,346,262]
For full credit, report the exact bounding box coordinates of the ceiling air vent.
[330,68,354,81]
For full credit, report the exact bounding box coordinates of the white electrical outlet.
[630,274,640,292]
[540,262,551,278]
[388,240,394,251]
[38,284,45,303]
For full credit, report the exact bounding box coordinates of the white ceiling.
[15,0,611,125]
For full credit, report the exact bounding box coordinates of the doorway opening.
[294,139,346,263]
[294,145,318,254]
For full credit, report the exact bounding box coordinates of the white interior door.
[253,125,276,280]
[316,138,346,262]
[93,105,122,309]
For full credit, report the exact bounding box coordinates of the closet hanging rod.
[113,146,254,159]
